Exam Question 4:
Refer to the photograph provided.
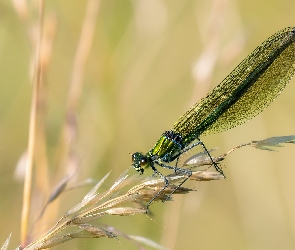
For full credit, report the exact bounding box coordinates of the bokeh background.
[1,0,295,249]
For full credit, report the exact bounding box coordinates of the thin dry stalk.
[21,0,44,246]
[32,12,57,236]
[14,0,56,241]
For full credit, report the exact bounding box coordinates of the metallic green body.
[149,131,183,161]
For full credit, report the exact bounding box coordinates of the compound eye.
[131,153,136,162]
[140,157,147,167]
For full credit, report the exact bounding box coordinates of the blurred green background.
[1,0,295,249]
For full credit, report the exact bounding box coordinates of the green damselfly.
[132,27,295,207]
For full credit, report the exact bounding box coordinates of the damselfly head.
[132,152,149,174]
